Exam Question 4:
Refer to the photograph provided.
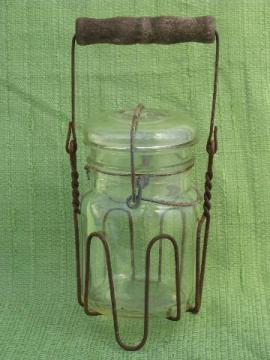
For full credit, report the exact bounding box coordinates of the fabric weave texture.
[0,1,270,359]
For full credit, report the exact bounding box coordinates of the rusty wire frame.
[84,231,181,351]
[65,31,219,350]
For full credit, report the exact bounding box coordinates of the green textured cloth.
[1,1,270,359]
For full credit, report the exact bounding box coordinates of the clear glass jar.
[80,108,201,318]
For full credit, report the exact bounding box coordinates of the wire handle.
[76,16,216,45]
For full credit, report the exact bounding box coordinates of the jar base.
[88,276,180,319]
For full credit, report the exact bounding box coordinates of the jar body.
[80,169,200,318]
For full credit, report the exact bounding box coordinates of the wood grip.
[76,16,216,45]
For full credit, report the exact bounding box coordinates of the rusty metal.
[84,231,181,351]
[65,35,83,306]
[159,208,187,286]
[190,31,219,314]
[66,20,219,351]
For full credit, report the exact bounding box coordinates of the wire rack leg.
[84,232,181,351]
[158,208,187,294]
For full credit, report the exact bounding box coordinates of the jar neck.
[88,168,194,203]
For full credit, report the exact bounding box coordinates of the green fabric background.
[1,0,270,359]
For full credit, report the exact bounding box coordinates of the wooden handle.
[76,16,216,45]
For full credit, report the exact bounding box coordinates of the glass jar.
[80,107,201,318]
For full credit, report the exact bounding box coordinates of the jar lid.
[83,108,196,150]
[83,107,197,175]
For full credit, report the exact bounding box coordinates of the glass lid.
[83,107,197,150]
[82,106,197,175]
